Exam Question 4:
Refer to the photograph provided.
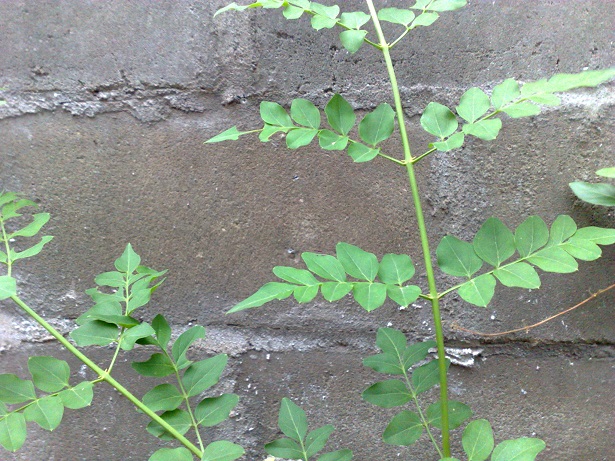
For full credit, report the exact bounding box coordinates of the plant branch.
[365,0,451,456]
[451,283,615,337]
[9,294,204,459]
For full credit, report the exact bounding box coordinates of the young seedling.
[208,1,615,459]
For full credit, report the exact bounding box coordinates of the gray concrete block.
[0,0,613,459]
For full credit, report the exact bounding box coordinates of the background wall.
[0,1,613,460]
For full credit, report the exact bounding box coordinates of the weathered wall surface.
[0,1,613,460]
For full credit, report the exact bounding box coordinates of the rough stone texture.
[0,0,613,460]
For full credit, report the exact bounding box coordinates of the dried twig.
[451,283,615,337]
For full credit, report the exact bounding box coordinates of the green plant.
[570,167,615,207]
[0,192,244,460]
[207,1,615,459]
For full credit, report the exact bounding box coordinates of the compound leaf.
[383,410,423,446]
[146,409,191,440]
[462,419,494,461]
[429,0,467,12]
[473,217,515,267]
[526,246,578,273]
[501,102,541,118]
[28,356,70,393]
[325,94,356,135]
[352,282,387,311]
[571,226,615,245]
[437,235,483,278]
[378,8,414,26]
[265,438,304,459]
[11,235,53,261]
[359,103,395,146]
[58,381,94,409]
[318,130,349,150]
[121,322,156,351]
[0,276,17,300]
[432,132,465,151]
[403,340,437,369]
[114,243,141,273]
[172,325,206,368]
[70,320,118,347]
[362,380,411,408]
[412,12,439,27]
[378,254,415,285]
[321,282,353,301]
[273,266,319,286]
[336,242,378,281]
[491,438,546,461]
[287,127,318,149]
[491,78,520,109]
[561,237,602,261]
[227,282,295,313]
[412,359,449,394]
[278,397,308,442]
[23,395,64,431]
[302,253,346,282]
[569,181,615,206]
[132,353,175,377]
[386,285,421,308]
[317,449,353,461]
[305,424,335,458]
[376,327,406,355]
[421,102,458,138]
[201,440,245,461]
[294,284,319,303]
[458,273,496,307]
[347,142,379,162]
[142,384,183,413]
[8,213,50,238]
[283,5,305,20]
[462,119,502,140]
[493,262,540,289]
[363,352,405,375]
[0,375,36,404]
[152,314,172,349]
[195,393,239,427]
[0,412,26,451]
[340,30,368,53]
[427,400,472,430]
[548,215,577,244]
[182,354,228,397]
[149,447,193,461]
[290,98,321,129]
[596,167,615,178]
[457,88,490,123]
[205,126,255,144]
[339,11,370,29]
[260,101,294,127]
[515,216,549,257]
[311,2,339,19]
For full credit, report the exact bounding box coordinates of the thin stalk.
[1,219,12,277]
[401,370,443,457]
[168,350,206,452]
[365,0,452,456]
[9,294,204,459]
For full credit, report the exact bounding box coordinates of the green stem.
[365,1,451,456]
[401,370,444,457]
[168,350,206,452]
[0,219,12,277]
[9,294,204,459]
